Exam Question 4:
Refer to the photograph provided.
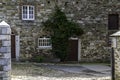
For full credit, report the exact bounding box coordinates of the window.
[38,37,52,49]
[22,5,35,20]
[108,14,119,30]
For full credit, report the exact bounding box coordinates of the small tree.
[43,6,84,61]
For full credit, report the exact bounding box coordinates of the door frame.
[69,37,81,62]
[15,35,20,61]
[11,34,20,61]
[11,34,16,59]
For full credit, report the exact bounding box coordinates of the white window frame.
[38,37,52,49]
[22,5,35,20]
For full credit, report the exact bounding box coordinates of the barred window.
[22,5,35,20]
[38,37,52,49]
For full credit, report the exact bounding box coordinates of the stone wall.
[0,0,118,62]
[114,48,120,80]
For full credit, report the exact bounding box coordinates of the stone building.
[0,0,117,62]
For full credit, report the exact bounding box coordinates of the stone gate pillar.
[0,21,11,80]
[111,31,120,80]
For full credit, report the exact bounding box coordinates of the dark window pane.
[108,14,119,30]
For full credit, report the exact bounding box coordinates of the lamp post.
[111,47,115,80]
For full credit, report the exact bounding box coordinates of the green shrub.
[32,56,44,63]
[30,50,45,63]
[43,6,84,61]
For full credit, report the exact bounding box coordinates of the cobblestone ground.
[11,63,111,80]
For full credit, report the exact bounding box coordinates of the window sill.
[37,46,52,49]
[22,19,35,21]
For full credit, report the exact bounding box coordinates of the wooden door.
[11,34,16,58]
[67,39,78,61]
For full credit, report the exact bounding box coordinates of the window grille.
[38,38,51,49]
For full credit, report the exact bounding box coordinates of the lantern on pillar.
[111,31,120,48]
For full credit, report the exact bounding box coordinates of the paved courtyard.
[11,63,111,80]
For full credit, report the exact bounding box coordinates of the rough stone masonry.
[0,21,11,80]
[0,0,118,62]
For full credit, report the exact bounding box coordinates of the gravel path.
[11,63,111,80]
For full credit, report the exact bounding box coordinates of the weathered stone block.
[0,58,9,66]
[2,41,10,47]
[0,35,10,40]
[0,47,11,53]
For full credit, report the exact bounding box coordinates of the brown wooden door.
[11,34,16,58]
[67,39,78,61]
